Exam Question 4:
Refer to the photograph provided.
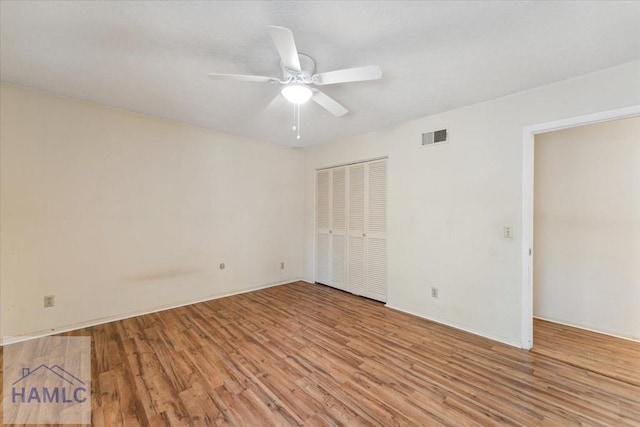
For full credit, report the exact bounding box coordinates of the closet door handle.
[329,230,332,234]
[362,233,366,237]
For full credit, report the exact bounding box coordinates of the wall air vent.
[422,129,447,146]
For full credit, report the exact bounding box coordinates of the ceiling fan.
[208,26,382,119]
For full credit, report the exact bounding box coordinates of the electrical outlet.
[431,287,438,298]
[219,263,225,270]
[504,225,513,238]
[281,262,285,270]
[44,295,55,308]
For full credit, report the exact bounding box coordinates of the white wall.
[533,117,640,341]
[0,85,304,343]
[303,60,640,346]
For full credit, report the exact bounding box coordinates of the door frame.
[520,104,640,349]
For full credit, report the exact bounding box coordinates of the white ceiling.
[2,1,639,147]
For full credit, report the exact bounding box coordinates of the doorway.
[521,105,640,349]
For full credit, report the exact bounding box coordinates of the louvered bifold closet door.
[347,163,366,296]
[364,160,388,302]
[315,170,331,285]
[330,167,347,291]
[317,160,387,301]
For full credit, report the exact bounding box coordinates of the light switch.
[504,226,513,238]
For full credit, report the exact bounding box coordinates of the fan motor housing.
[281,53,316,83]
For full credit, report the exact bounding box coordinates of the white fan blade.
[264,93,286,112]
[268,26,301,72]
[313,65,382,86]
[311,90,348,117]
[208,73,278,83]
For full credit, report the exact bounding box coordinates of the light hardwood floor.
[1,281,639,426]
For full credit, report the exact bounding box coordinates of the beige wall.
[534,117,640,340]
[303,60,640,347]
[0,85,304,342]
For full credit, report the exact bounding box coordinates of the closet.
[315,159,387,302]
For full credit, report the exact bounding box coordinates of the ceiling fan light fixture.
[281,84,313,104]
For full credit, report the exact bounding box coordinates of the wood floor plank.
[1,281,639,426]
[532,318,640,387]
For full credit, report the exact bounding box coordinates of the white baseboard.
[1,279,301,346]
[385,304,522,349]
[533,316,640,343]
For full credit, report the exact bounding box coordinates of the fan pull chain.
[296,104,301,140]
[292,103,297,131]
[291,103,301,139]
